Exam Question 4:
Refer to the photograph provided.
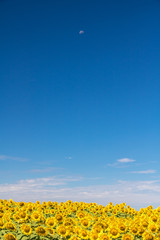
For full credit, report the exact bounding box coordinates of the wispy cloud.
[107,158,136,168]
[117,158,135,163]
[130,169,156,174]
[0,155,28,162]
[1,176,160,210]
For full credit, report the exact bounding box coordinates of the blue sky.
[0,0,160,210]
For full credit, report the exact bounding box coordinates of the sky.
[0,0,160,211]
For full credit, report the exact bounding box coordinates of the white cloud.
[1,175,160,210]
[0,155,28,162]
[130,169,156,174]
[106,158,135,168]
[79,30,84,34]
[65,157,72,160]
[117,158,135,163]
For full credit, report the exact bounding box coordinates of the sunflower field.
[0,199,160,240]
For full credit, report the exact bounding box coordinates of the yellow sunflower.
[46,227,55,235]
[98,233,111,240]
[50,209,55,214]
[20,224,32,235]
[118,222,128,233]
[108,227,120,238]
[129,225,139,235]
[156,232,160,238]
[55,213,64,223]
[70,236,81,240]
[4,233,17,240]
[138,226,146,235]
[141,220,149,228]
[13,213,20,222]
[56,225,69,238]
[4,221,16,231]
[92,225,103,234]
[45,217,56,228]
[0,219,5,229]
[31,211,42,222]
[17,211,28,223]
[63,218,74,227]
[90,232,99,240]
[9,199,14,204]
[151,215,158,223]
[66,225,75,235]
[74,226,82,235]
[35,226,48,237]
[142,232,155,240]
[19,211,27,219]
[76,211,86,219]
[148,224,157,233]
[122,233,134,240]
[80,218,91,228]
[79,229,90,239]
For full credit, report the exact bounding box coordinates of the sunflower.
[118,222,128,233]
[20,224,32,235]
[4,221,16,231]
[19,201,25,207]
[0,219,5,229]
[142,232,155,240]
[79,229,90,239]
[27,204,33,212]
[80,218,91,228]
[44,209,50,214]
[92,225,103,234]
[12,213,20,222]
[138,226,146,235]
[31,211,42,222]
[76,211,86,219]
[141,220,149,228]
[17,211,28,223]
[156,232,160,238]
[63,218,74,227]
[100,220,109,230]
[50,209,55,214]
[4,233,17,240]
[46,227,55,235]
[70,236,81,240]
[55,213,64,223]
[98,233,111,240]
[74,226,82,235]
[9,199,14,204]
[45,217,56,227]
[35,226,48,237]
[56,225,69,238]
[122,233,134,240]
[71,207,77,213]
[148,224,157,233]
[151,215,158,223]
[66,225,75,235]
[108,227,120,238]
[90,232,99,240]
[156,224,160,232]
[129,225,139,235]
[19,211,27,218]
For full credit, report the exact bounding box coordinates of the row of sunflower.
[0,199,160,240]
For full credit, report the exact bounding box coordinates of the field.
[0,199,159,240]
